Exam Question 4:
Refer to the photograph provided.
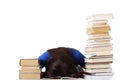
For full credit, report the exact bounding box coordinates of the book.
[85,52,112,56]
[87,54,113,59]
[87,41,111,45]
[85,68,112,73]
[88,36,111,40]
[86,13,113,21]
[93,72,113,76]
[85,75,113,80]
[20,58,39,66]
[21,66,40,70]
[87,37,111,43]
[87,33,111,40]
[87,26,110,34]
[87,24,110,28]
[88,33,110,38]
[19,73,41,79]
[19,69,41,74]
[85,57,113,63]
[84,51,112,56]
[85,43,112,48]
[87,19,108,25]
[84,46,112,52]
[85,63,111,69]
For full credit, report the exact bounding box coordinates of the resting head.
[40,56,89,78]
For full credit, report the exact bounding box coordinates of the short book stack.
[19,58,41,80]
[19,59,84,80]
[84,13,114,77]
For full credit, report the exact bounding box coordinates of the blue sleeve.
[69,48,85,68]
[38,51,51,68]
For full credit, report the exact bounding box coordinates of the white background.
[0,0,120,80]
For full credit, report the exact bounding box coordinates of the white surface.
[0,0,120,80]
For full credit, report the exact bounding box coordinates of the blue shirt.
[38,48,85,68]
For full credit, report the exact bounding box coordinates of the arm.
[69,48,85,68]
[38,51,51,68]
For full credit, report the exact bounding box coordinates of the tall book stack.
[19,58,41,80]
[84,13,114,77]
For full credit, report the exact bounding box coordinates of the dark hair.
[40,47,91,78]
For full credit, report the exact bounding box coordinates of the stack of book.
[19,58,41,79]
[84,13,114,76]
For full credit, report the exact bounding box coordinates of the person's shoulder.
[38,51,51,60]
[68,47,79,52]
